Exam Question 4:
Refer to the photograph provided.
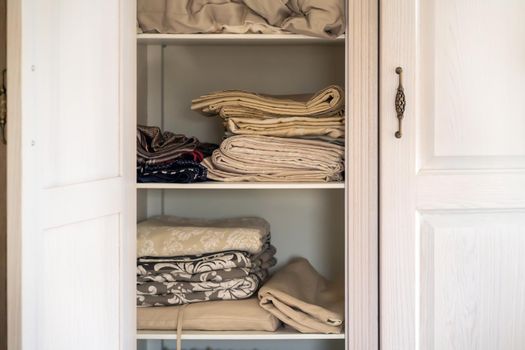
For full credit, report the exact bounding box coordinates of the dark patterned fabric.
[137,159,207,183]
[137,246,276,307]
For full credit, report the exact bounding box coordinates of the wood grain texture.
[6,0,21,348]
[379,0,417,348]
[347,0,379,349]
[0,0,6,347]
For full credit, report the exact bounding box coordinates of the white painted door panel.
[8,0,136,349]
[380,0,525,349]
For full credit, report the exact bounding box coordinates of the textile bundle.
[137,0,345,39]
[137,216,276,307]
[192,85,346,182]
[136,125,218,183]
[202,135,344,182]
[258,257,345,334]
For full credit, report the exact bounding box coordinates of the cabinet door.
[7,0,136,349]
[380,1,525,349]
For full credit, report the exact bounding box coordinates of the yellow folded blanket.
[258,257,344,334]
[202,135,344,182]
[192,85,344,118]
[225,115,345,139]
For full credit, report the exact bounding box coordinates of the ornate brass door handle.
[394,67,405,139]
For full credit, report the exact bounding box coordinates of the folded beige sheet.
[202,135,344,182]
[137,298,280,331]
[225,115,345,139]
[258,258,344,334]
[137,215,270,257]
[192,85,344,118]
[138,0,344,39]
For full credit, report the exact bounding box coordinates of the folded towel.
[138,0,345,39]
[224,115,345,140]
[258,257,344,334]
[192,85,344,118]
[137,159,208,183]
[203,135,344,182]
[137,298,280,332]
[137,245,277,282]
[137,273,264,307]
[137,216,271,257]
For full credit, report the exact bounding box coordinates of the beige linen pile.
[137,298,280,331]
[258,257,344,334]
[202,135,344,182]
[137,215,270,257]
[192,85,344,118]
[137,0,345,39]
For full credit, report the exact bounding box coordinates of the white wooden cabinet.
[380,0,525,349]
[7,0,525,349]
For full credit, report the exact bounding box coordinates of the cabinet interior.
[136,37,347,350]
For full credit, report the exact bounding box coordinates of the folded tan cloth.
[225,115,345,140]
[137,215,270,257]
[137,298,280,331]
[258,258,344,334]
[192,85,344,118]
[203,135,344,182]
[138,0,344,39]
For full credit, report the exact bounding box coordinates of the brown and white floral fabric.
[137,245,276,283]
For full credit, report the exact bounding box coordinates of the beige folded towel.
[202,135,344,182]
[258,257,344,334]
[225,115,345,139]
[192,85,344,118]
[137,298,280,331]
[137,215,271,257]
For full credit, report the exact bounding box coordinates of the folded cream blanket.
[203,135,344,182]
[137,216,270,257]
[137,298,280,331]
[258,257,344,334]
[192,85,344,118]
[138,0,344,39]
[225,115,345,140]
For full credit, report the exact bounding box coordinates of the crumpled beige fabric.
[258,257,344,334]
[192,85,344,117]
[202,135,344,182]
[137,215,271,257]
[138,0,344,39]
[225,115,345,140]
[137,298,281,331]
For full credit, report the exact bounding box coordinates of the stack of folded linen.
[202,135,344,182]
[137,125,218,183]
[191,85,345,182]
[136,216,276,307]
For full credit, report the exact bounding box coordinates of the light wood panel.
[347,0,379,349]
[380,0,525,349]
[137,33,345,45]
[7,0,22,347]
[0,0,6,347]
[137,330,345,340]
[7,0,137,349]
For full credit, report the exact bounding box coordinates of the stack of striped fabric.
[191,85,345,182]
[136,216,276,307]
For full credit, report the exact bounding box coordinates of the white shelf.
[137,33,345,45]
[136,182,345,190]
[136,329,345,340]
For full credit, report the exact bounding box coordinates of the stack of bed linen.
[191,85,346,182]
[137,125,218,183]
[137,0,345,39]
[136,216,276,309]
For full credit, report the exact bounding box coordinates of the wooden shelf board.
[136,329,345,340]
[136,182,345,190]
[137,33,345,45]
